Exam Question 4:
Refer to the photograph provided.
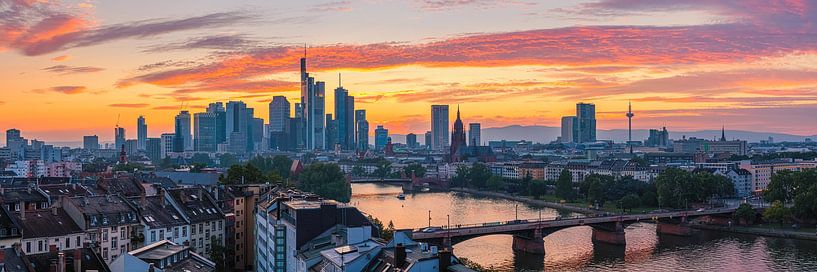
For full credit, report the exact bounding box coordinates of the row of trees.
[764,169,817,223]
[219,155,293,185]
[654,168,735,209]
[577,173,658,212]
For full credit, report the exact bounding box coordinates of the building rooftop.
[128,195,187,229]
[0,187,47,204]
[65,195,139,228]
[167,188,224,223]
[10,208,83,239]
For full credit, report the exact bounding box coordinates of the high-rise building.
[125,139,138,156]
[334,78,355,150]
[137,115,147,150]
[252,117,265,151]
[575,103,596,143]
[174,111,192,152]
[355,109,368,151]
[194,111,219,152]
[424,131,432,149]
[160,133,175,159]
[114,127,126,150]
[83,135,99,150]
[431,105,450,151]
[325,114,337,149]
[146,138,161,162]
[406,133,418,148]
[300,56,326,150]
[450,107,467,157]
[226,101,253,153]
[294,103,306,149]
[561,116,577,143]
[646,127,669,147]
[269,96,290,132]
[468,123,481,146]
[374,125,388,151]
[207,102,227,146]
[5,129,21,147]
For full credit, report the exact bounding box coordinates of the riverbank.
[693,224,817,241]
[449,187,604,215]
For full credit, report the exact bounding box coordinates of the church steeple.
[720,126,726,141]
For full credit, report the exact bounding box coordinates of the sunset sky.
[2,0,817,143]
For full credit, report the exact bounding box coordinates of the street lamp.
[428,210,431,228]
[447,214,450,230]
[515,204,519,221]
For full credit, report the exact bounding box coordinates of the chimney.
[160,188,166,208]
[148,263,156,272]
[394,243,406,268]
[49,244,57,253]
[51,205,58,216]
[73,249,82,272]
[58,252,66,272]
[140,190,147,208]
[19,202,25,220]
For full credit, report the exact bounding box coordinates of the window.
[151,231,156,242]
[182,226,187,236]
[191,225,196,235]
[199,224,203,233]
[38,241,43,252]
[103,248,108,260]
[191,239,196,248]
[26,242,30,253]
[174,227,179,238]
[14,203,20,211]
[121,227,126,239]
[111,237,118,249]
[10,228,16,236]
[76,236,80,247]
[103,230,108,242]
[159,229,164,240]
[218,221,222,230]
[66,238,70,248]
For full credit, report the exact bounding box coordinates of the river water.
[351,183,817,271]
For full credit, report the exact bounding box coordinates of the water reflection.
[351,183,817,271]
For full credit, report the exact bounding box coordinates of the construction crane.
[115,114,120,128]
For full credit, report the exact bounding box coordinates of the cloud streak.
[42,64,104,74]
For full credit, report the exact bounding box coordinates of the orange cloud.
[50,55,71,62]
[109,103,149,108]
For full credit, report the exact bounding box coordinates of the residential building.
[112,240,215,272]
[739,160,817,192]
[131,193,190,247]
[166,188,225,256]
[84,135,100,150]
[61,195,141,263]
[12,207,85,254]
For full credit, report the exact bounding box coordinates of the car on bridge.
[420,227,441,233]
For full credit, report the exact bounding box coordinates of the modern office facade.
[269,96,290,132]
[334,82,355,150]
[431,105,450,151]
[575,103,596,143]
[468,123,481,146]
[173,111,192,152]
[137,116,147,151]
[300,57,326,150]
[561,116,577,143]
[355,109,368,151]
[374,125,388,151]
[83,135,99,150]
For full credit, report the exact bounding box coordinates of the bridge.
[350,178,411,183]
[411,207,751,254]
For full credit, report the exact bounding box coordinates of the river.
[351,183,817,271]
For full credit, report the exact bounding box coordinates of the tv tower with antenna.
[626,101,634,153]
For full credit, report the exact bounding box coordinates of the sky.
[2,0,817,143]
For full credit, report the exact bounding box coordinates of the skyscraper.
[160,133,174,159]
[561,116,577,143]
[83,135,99,150]
[137,115,147,151]
[334,76,355,150]
[252,117,264,151]
[114,127,126,150]
[294,103,306,149]
[575,103,596,143]
[468,123,481,146]
[424,131,432,149]
[226,101,253,153]
[355,109,368,151]
[146,138,161,163]
[5,129,21,147]
[374,125,388,151]
[325,114,337,149]
[406,133,418,148]
[431,105,450,151]
[300,55,326,150]
[450,107,467,157]
[194,111,219,152]
[269,96,290,132]
[174,111,192,152]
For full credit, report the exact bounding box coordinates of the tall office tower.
[83,135,99,150]
[450,107,467,156]
[334,76,356,150]
[424,131,432,149]
[160,133,175,159]
[124,139,138,156]
[300,55,326,150]
[269,96,290,132]
[325,114,337,149]
[146,138,161,162]
[114,127,126,149]
[5,129,21,147]
[137,115,147,150]
[575,103,597,143]
[355,109,368,151]
[374,125,388,151]
[252,117,264,151]
[431,105,450,151]
[294,103,306,150]
[561,116,577,143]
[468,123,481,146]
[174,111,192,152]
[226,101,253,153]
[406,133,418,148]
[194,111,219,152]
[206,102,227,145]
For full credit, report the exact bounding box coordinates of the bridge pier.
[512,229,545,254]
[590,222,626,245]
[656,222,694,236]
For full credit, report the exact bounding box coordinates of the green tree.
[764,170,798,204]
[373,160,392,181]
[271,155,293,179]
[218,153,238,168]
[112,163,144,173]
[208,236,227,272]
[452,165,470,188]
[486,175,505,191]
[734,203,756,225]
[618,193,641,212]
[190,153,213,166]
[555,169,575,201]
[298,163,352,202]
[351,166,366,177]
[763,200,790,226]
[529,179,548,199]
[520,172,533,196]
[383,221,396,241]
[467,163,492,188]
[221,164,265,185]
[158,156,176,170]
[655,168,697,209]
[403,163,426,178]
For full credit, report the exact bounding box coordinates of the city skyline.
[3,1,817,143]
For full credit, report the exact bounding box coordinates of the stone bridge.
[411,207,749,254]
